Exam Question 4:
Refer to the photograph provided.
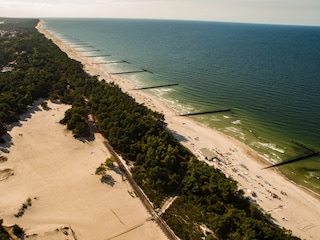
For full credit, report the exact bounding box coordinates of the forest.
[0,18,300,239]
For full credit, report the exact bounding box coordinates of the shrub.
[40,101,48,108]
[13,224,24,236]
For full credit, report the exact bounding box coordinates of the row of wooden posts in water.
[70,41,319,168]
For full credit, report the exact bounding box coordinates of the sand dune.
[0,100,166,239]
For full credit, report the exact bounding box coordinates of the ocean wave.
[225,126,239,133]
[258,142,285,153]
[224,127,246,140]
[232,120,241,125]
[156,95,195,115]
[262,153,279,164]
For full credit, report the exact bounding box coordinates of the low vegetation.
[96,156,116,174]
[40,101,48,108]
[0,219,9,240]
[95,157,117,186]
[0,18,300,239]
[0,155,7,162]
[14,197,32,218]
[0,219,23,240]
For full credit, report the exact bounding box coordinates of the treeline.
[0,18,90,139]
[87,81,189,204]
[0,18,300,239]
[163,160,299,239]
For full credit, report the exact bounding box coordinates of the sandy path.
[0,100,166,240]
[36,21,320,240]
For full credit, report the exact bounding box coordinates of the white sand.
[0,100,166,240]
[3,20,316,239]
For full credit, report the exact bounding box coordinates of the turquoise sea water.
[43,18,320,194]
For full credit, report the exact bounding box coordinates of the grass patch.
[14,198,32,218]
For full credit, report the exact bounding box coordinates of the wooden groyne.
[110,69,153,75]
[135,83,179,90]
[263,152,320,170]
[73,45,94,48]
[65,42,87,46]
[141,68,153,73]
[85,54,112,58]
[179,109,231,117]
[77,49,101,52]
[99,60,131,64]
[292,140,317,153]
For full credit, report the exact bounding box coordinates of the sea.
[42,18,320,194]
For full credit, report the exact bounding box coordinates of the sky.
[1,0,320,26]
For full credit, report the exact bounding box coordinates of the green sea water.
[43,18,320,194]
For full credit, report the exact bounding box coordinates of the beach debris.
[281,190,287,196]
[271,193,281,200]
[240,164,248,170]
[247,189,257,198]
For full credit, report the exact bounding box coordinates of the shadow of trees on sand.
[100,175,116,186]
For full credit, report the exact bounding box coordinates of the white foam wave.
[232,120,241,125]
[258,142,284,153]
[152,88,174,95]
[225,126,240,133]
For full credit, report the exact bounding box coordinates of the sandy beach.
[1,20,318,239]
[0,99,167,239]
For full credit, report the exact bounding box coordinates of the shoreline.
[37,20,320,239]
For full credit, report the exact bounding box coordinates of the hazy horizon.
[1,0,320,26]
